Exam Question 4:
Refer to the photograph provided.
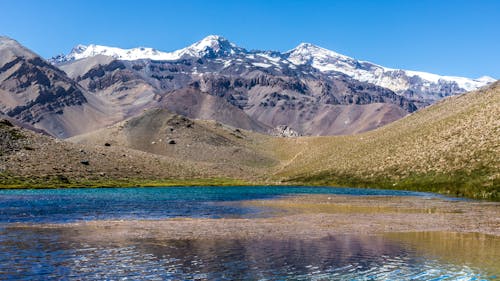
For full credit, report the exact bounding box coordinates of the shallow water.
[0,186,495,280]
[0,185,441,223]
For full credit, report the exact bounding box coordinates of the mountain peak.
[288,42,349,59]
[180,35,243,58]
[46,36,495,97]
[50,35,245,63]
[70,44,88,54]
[0,36,37,59]
[0,36,27,50]
[199,34,226,42]
[295,42,318,49]
[0,36,16,44]
[285,42,351,70]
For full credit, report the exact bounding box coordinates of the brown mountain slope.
[245,100,407,135]
[0,117,262,187]
[69,108,277,173]
[59,56,159,117]
[160,87,271,133]
[57,50,417,136]
[0,37,122,138]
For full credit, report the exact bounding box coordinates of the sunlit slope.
[273,82,499,199]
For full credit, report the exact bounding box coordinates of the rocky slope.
[3,35,493,138]
[285,43,496,101]
[69,108,277,172]
[55,36,422,136]
[0,37,122,138]
[54,35,495,102]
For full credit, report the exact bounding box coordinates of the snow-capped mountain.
[51,35,245,63]
[50,44,172,62]
[285,43,495,101]
[50,35,495,102]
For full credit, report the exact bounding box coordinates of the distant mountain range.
[0,35,496,138]
[52,35,495,101]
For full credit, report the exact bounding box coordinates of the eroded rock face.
[3,35,493,138]
[59,52,418,136]
[0,55,87,121]
[49,35,432,136]
[0,37,121,138]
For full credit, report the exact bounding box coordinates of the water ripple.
[0,228,496,280]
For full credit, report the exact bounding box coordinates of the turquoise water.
[0,186,495,281]
[0,185,441,223]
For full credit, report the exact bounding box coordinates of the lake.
[0,186,497,280]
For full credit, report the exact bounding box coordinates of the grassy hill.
[271,81,499,199]
[1,82,498,200]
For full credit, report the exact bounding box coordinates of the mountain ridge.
[51,35,246,63]
[50,35,495,102]
[58,51,416,136]
[1,35,496,138]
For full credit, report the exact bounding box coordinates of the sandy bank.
[10,195,500,240]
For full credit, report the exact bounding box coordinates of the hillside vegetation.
[272,81,499,199]
[1,82,498,200]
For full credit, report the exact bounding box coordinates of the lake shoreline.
[4,180,497,204]
[10,194,499,240]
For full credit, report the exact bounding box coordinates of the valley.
[0,35,498,200]
[2,1,499,280]
[1,81,498,200]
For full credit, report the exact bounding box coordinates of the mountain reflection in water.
[0,226,497,280]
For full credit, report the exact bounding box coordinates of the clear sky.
[1,0,499,78]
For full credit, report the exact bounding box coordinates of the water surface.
[0,227,497,280]
[0,186,495,280]
[0,185,440,223]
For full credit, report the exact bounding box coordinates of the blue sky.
[1,0,499,78]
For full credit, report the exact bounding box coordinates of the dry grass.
[270,82,500,199]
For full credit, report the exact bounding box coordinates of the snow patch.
[252,62,272,68]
